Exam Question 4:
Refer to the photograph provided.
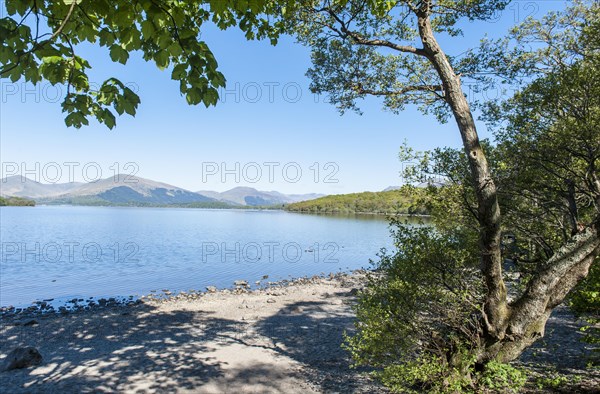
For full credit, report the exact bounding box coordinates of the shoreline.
[1,271,597,393]
[0,271,369,317]
[0,271,386,393]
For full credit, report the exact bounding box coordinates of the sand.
[0,273,384,393]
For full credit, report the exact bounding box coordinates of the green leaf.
[64,112,88,128]
[109,45,129,64]
[186,87,203,105]
[2,0,284,128]
[167,43,183,57]
[154,50,170,69]
[141,21,155,38]
[102,109,116,129]
[98,28,115,47]
[171,64,187,80]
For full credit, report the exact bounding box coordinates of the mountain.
[0,175,82,198]
[1,175,222,206]
[0,176,324,207]
[47,174,220,206]
[383,181,446,192]
[287,193,326,202]
[196,186,325,206]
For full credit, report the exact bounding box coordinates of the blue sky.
[0,1,567,194]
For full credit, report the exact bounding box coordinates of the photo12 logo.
[486,1,542,24]
[1,242,139,264]
[216,81,332,104]
[1,80,140,104]
[463,83,521,107]
[1,162,140,184]
[201,162,339,184]
[200,241,340,264]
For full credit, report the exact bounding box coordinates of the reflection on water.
[0,206,408,307]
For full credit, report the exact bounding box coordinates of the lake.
[0,206,406,307]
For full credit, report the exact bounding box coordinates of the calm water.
[0,206,402,307]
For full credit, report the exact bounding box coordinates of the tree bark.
[415,7,508,340]
[483,225,599,362]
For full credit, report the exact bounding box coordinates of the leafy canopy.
[1,0,287,128]
[281,0,509,120]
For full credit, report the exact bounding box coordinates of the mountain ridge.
[0,175,325,207]
[197,186,324,206]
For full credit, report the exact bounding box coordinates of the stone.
[1,347,42,371]
[206,286,217,293]
[22,319,39,327]
[234,280,249,287]
[267,298,276,303]
[286,306,303,314]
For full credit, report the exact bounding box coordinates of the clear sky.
[0,1,567,194]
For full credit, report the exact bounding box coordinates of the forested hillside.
[0,196,36,206]
[285,187,428,215]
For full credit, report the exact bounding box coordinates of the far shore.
[11,203,431,217]
[3,203,431,218]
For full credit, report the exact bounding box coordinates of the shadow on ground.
[253,289,383,393]
[0,288,384,393]
[0,304,301,393]
[3,293,597,393]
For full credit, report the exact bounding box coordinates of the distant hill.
[196,186,325,207]
[0,175,82,198]
[285,187,428,215]
[54,174,219,205]
[0,175,324,208]
[383,181,445,192]
[0,175,224,207]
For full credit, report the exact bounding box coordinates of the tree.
[286,0,510,346]
[1,0,285,128]
[283,0,599,389]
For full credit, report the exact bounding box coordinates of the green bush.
[478,361,527,393]
[343,220,528,393]
[568,259,600,362]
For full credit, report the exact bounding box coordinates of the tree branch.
[353,84,444,96]
[320,7,428,57]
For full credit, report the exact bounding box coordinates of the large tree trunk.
[416,3,600,365]
[416,8,509,341]
[485,224,600,362]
